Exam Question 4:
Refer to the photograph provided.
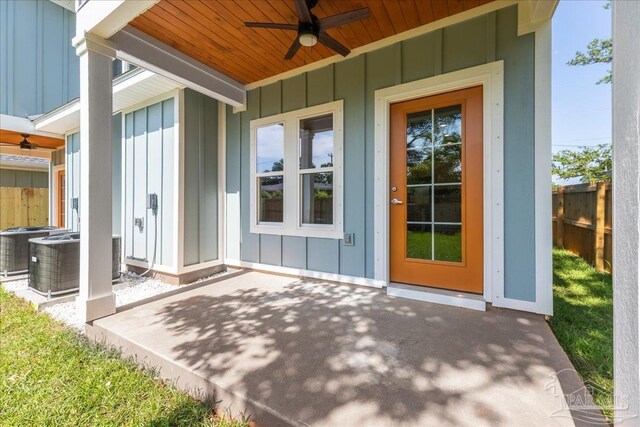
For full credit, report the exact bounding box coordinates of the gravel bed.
[1,279,29,293]
[7,270,229,331]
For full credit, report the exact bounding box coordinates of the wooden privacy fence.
[552,181,612,272]
[0,187,49,230]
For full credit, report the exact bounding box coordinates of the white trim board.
[373,61,506,310]
[224,259,385,289]
[387,283,486,312]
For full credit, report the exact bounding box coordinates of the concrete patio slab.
[87,271,606,426]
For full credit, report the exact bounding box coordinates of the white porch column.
[613,1,640,425]
[73,34,116,322]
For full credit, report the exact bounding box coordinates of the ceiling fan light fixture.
[299,32,317,47]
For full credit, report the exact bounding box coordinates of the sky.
[552,0,612,154]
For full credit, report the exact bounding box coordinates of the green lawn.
[0,288,248,427]
[548,248,613,422]
[407,230,461,262]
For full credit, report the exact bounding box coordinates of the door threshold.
[387,282,486,311]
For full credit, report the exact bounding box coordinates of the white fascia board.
[75,0,158,39]
[0,114,64,139]
[109,26,246,107]
[34,69,183,134]
[517,0,559,36]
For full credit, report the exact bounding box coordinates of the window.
[250,101,343,238]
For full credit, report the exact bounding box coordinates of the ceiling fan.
[245,0,370,59]
[0,134,55,151]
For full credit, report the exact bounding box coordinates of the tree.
[552,144,612,183]
[567,3,611,84]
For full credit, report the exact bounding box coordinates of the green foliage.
[0,288,248,427]
[567,4,612,84]
[549,249,613,422]
[552,144,611,183]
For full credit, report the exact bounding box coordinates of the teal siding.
[183,89,219,266]
[227,6,537,302]
[65,117,122,235]
[0,169,48,188]
[0,0,78,117]
[123,99,174,267]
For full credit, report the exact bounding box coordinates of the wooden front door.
[57,169,65,228]
[389,86,483,294]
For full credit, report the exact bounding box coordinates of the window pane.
[407,223,432,260]
[434,185,461,223]
[407,186,431,223]
[434,144,462,183]
[301,172,333,225]
[434,224,462,262]
[257,123,284,173]
[406,110,433,185]
[299,114,333,169]
[434,105,462,146]
[258,176,283,223]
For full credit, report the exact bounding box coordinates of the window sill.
[250,224,344,240]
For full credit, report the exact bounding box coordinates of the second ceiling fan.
[245,0,370,60]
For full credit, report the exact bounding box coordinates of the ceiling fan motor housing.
[298,22,319,46]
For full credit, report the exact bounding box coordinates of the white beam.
[0,114,64,139]
[613,1,640,425]
[75,0,157,39]
[108,26,246,107]
[74,34,116,322]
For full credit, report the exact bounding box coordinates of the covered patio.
[87,271,605,426]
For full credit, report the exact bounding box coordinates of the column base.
[76,292,116,323]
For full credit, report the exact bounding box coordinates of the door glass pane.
[434,144,462,183]
[301,172,333,225]
[434,105,462,146]
[256,123,284,173]
[434,224,462,262]
[404,105,463,263]
[258,176,283,223]
[300,114,333,170]
[407,224,432,260]
[407,186,431,223]
[434,185,461,223]
[406,110,433,185]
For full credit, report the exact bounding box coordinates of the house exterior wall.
[226,6,537,301]
[123,99,174,267]
[0,169,48,188]
[183,89,219,266]
[65,113,121,234]
[0,0,79,117]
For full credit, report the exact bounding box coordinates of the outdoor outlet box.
[343,233,354,246]
[72,197,79,211]
[135,217,144,231]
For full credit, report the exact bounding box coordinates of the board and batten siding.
[65,114,122,234]
[0,169,48,188]
[0,0,78,117]
[227,6,537,302]
[123,101,174,268]
[183,89,219,266]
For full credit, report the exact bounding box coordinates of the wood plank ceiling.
[0,129,64,149]
[130,0,494,85]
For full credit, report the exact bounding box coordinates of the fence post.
[594,181,606,271]
[556,186,564,248]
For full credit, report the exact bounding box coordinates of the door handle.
[390,198,403,205]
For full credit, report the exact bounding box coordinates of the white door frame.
[373,61,505,305]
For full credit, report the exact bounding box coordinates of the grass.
[548,248,613,422]
[407,230,461,262]
[0,288,248,427]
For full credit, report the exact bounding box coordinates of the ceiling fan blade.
[284,38,302,60]
[245,22,298,30]
[318,32,350,56]
[294,0,313,23]
[318,8,370,31]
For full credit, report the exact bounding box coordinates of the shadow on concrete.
[137,276,599,426]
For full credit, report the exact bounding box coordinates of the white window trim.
[250,100,344,239]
